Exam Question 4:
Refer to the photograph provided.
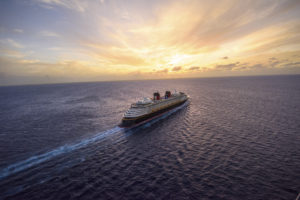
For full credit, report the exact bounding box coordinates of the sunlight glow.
[0,0,300,85]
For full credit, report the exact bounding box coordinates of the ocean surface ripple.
[0,75,299,200]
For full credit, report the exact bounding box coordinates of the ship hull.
[119,99,187,128]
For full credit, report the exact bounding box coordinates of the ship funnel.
[153,92,160,100]
[165,91,171,99]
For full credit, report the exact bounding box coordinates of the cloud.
[0,56,117,85]
[19,59,40,64]
[213,62,270,71]
[48,47,63,51]
[0,39,24,48]
[249,64,264,69]
[266,58,291,68]
[13,29,23,33]
[155,68,169,74]
[149,1,287,53]
[172,66,182,71]
[96,51,148,66]
[39,31,61,37]
[0,49,25,58]
[37,0,300,69]
[270,61,280,67]
[284,61,300,67]
[188,66,200,71]
[1,0,300,85]
[36,0,88,12]
[215,62,240,70]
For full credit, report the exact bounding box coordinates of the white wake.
[0,126,123,180]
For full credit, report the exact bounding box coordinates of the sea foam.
[0,126,123,180]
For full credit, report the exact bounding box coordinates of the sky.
[0,0,300,85]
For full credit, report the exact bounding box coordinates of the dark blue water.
[0,75,299,200]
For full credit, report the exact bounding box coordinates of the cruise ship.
[120,91,189,127]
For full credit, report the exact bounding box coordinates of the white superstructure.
[124,91,188,118]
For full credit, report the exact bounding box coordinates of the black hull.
[120,99,187,128]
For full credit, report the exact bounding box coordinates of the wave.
[0,101,189,180]
[0,126,123,180]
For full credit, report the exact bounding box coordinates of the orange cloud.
[172,66,182,71]
[1,0,300,85]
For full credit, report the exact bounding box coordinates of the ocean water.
[0,75,299,200]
